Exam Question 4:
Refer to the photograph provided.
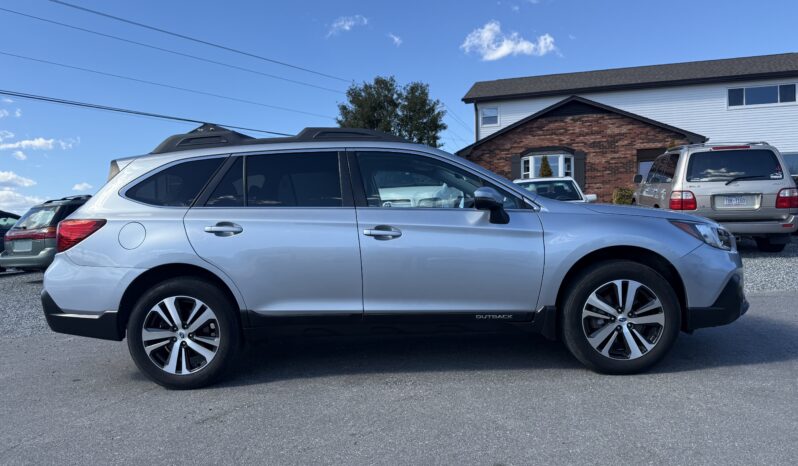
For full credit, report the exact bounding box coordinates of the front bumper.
[0,247,56,269]
[685,275,748,331]
[42,290,123,341]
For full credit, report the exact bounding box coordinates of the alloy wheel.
[141,296,220,375]
[581,279,665,360]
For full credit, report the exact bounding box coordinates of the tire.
[561,260,681,374]
[755,237,787,253]
[127,277,240,389]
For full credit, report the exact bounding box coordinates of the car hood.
[582,203,710,223]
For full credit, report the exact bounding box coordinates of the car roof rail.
[150,124,409,154]
[43,195,92,204]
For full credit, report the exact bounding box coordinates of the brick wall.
[464,113,692,202]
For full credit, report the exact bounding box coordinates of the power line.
[0,50,336,120]
[0,89,292,136]
[441,103,474,135]
[0,7,345,94]
[48,0,351,83]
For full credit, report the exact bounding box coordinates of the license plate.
[12,239,32,252]
[723,196,749,207]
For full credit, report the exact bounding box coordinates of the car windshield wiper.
[724,175,770,185]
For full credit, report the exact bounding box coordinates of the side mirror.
[474,187,510,224]
[584,194,598,203]
[633,174,643,184]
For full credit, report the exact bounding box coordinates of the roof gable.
[456,96,706,156]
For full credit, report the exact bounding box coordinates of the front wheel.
[127,277,240,389]
[561,261,681,374]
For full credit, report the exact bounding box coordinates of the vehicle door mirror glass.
[633,174,643,184]
[474,187,510,224]
[584,194,598,203]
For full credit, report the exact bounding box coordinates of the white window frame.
[480,106,499,126]
[520,153,574,179]
[727,83,798,109]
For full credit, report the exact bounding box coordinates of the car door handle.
[363,226,402,240]
[204,222,243,237]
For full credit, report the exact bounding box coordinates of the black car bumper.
[42,291,123,341]
[685,275,748,331]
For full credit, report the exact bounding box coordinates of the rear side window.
[647,153,679,183]
[206,158,244,207]
[686,150,784,182]
[246,153,342,207]
[127,158,223,207]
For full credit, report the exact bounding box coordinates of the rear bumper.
[0,247,56,270]
[685,275,748,331]
[717,215,797,235]
[41,290,123,341]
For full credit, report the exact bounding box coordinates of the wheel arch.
[117,263,244,338]
[554,246,688,335]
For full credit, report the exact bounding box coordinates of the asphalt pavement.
[0,252,796,464]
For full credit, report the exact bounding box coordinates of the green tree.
[337,76,447,147]
[539,155,553,177]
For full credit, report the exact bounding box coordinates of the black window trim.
[347,148,534,211]
[120,154,230,209]
[727,83,798,108]
[193,149,353,209]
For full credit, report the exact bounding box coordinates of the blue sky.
[1,0,797,214]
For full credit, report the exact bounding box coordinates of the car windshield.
[518,180,582,201]
[686,149,783,182]
[13,206,59,230]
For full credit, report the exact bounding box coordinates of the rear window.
[518,180,581,201]
[127,158,223,207]
[13,206,59,230]
[686,149,784,182]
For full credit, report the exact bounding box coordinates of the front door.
[351,151,545,314]
[184,151,363,315]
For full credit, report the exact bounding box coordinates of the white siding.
[476,78,798,153]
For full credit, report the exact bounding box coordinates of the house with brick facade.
[457,53,798,202]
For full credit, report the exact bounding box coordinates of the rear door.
[351,150,545,315]
[684,148,791,221]
[184,151,363,316]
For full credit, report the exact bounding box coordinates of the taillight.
[669,191,697,210]
[4,226,57,240]
[776,188,798,208]
[56,219,106,252]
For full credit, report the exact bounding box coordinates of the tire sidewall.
[127,278,239,389]
[562,261,681,374]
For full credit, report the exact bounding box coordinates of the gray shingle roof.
[463,53,798,103]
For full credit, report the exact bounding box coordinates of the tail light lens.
[775,188,798,208]
[57,219,106,252]
[4,226,57,240]
[669,191,697,210]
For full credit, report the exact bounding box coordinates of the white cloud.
[14,108,21,118]
[0,137,56,151]
[511,5,520,11]
[72,182,93,192]
[1,97,13,103]
[0,171,36,188]
[0,109,9,119]
[387,33,402,46]
[0,130,13,142]
[461,20,556,61]
[0,188,45,215]
[11,151,26,161]
[327,15,368,37]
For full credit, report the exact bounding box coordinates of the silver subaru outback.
[42,125,747,389]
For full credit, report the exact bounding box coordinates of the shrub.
[538,155,553,177]
[612,187,634,205]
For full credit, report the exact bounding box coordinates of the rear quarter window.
[686,149,783,182]
[127,158,224,207]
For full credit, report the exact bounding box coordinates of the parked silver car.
[633,142,798,252]
[43,125,747,389]
[514,176,597,203]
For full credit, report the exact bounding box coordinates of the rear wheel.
[127,277,240,389]
[755,237,787,253]
[561,261,680,374]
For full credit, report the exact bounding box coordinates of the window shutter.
[573,151,586,188]
[511,154,521,180]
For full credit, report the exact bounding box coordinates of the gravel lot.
[0,244,796,464]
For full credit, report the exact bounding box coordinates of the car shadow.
[214,314,798,387]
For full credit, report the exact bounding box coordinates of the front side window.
[127,158,223,207]
[686,149,783,182]
[357,152,520,209]
[481,107,499,126]
[728,84,797,107]
[246,152,342,207]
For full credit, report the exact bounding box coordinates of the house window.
[728,84,797,107]
[520,153,574,179]
[481,107,499,126]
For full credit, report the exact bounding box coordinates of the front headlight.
[670,220,734,250]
